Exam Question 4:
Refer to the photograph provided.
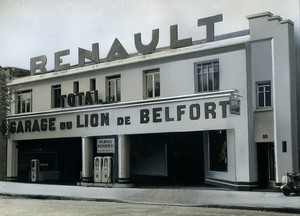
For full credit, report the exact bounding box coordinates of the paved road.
[0,196,299,216]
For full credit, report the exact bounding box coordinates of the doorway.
[257,142,276,188]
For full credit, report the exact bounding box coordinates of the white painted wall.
[248,13,299,179]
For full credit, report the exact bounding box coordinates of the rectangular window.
[196,61,219,92]
[73,81,79,94]
[282,141,287,153]
[106,76,121,103]
[209,130,228,172]
[90,78,96,91]
[257,81,271,108]
[16,90,32,113]
[52,85,61,108]
[144,69,160,98]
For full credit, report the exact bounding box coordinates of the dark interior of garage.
[130,132,204,185]
[18,138,82,184]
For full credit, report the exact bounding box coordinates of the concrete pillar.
[118,135,130,183]
[6,140,18,181]
[81,137,93,182]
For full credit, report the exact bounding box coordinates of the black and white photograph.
[0,0,299,215]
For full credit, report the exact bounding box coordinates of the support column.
[81,137,93,182]
[6,140,18,181]
[118,135,130,183]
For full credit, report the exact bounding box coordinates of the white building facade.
[6,12,299,190]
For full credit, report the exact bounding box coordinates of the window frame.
[144,68,160,99]
[256,81,271,109]
[195,60,219,93]
[51,84,62,108]
[16,89,32,114]
[106,75,121,103]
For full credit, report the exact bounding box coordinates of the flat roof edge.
[246,12,273,20]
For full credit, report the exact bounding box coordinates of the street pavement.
[0,196,297,216]
[0,181,299,213]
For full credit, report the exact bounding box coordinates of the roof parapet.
[246,12,273,20]
[247,11,294,26]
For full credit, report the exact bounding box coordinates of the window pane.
[52,85,61,108]
[109,80,114,100]
[154,73,160,97]
[197,71,202,92]
[73,81,79,94]
[258,86,264,92]
[146,74,153,98]
[214,62,219,72]
[258,92,265,107]
[203,64,208,74]
[90,79,96,91]
[116,78,121,101]
[265,92,271,106]
[17,94,21,113]
[24,92,31,112]
[26,98,31,112]
[214,72,219,90]
[203,73,208,91]
[208,73,213,91]
[21,100,25,113]
[208,64,213,73]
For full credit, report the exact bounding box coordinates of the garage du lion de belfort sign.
[9,14,240,135]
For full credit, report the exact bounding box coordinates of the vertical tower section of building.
[248,12,299,187]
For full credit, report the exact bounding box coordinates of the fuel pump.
[94,157,103,183]
[102,156,113,183]
[31,159,40,182]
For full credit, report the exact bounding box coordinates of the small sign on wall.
[97,138,115,154]
[230,97,240,115]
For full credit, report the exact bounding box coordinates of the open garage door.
[18,138,82,184]
[130,132,204,185]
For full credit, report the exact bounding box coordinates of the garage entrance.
[130,132,204,185]
[18,138,82,184]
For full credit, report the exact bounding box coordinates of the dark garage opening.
[130,132,204,185]
[18,138,82,184]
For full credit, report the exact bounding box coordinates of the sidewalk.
[0,181,299,213]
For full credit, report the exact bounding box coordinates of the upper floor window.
[144,69,160,98]
[196,60,219,92]
[257,81,271,108]
[73,81,79,94]
[52,85,61,108]
[106,76,121,103]
[90,78,96,91]
[16,90,32,113]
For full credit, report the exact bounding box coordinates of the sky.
[0,0,299,70]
